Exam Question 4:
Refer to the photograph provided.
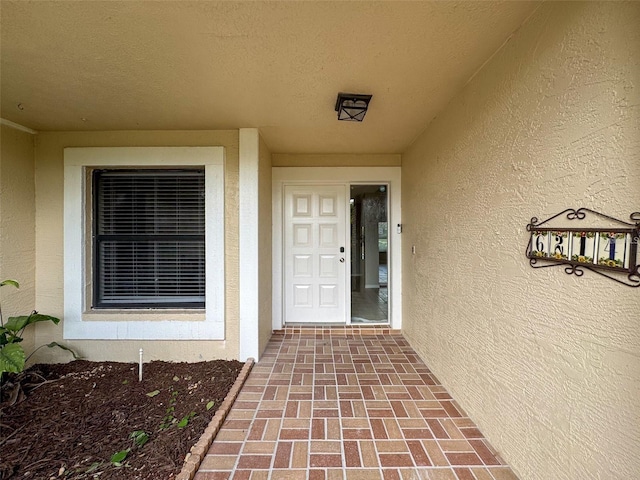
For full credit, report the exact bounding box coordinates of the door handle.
[340,258,345,263]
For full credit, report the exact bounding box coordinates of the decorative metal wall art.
[526,208,640,287]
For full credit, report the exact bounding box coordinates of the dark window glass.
[93,169,205,308]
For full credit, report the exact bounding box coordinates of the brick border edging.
[175,358,255,480]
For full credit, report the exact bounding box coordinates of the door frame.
[272,167,402,330]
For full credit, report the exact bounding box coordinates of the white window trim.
[63,147,225,340]
[272,167,402,331]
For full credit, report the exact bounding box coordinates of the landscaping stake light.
[139,348,143,382]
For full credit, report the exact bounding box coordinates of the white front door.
[284,184,347,324]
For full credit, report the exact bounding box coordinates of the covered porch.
[1,2,638,479]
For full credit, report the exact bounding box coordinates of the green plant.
[156,388,198,430]
[0,279,78,378]
[130,430,150,447]
[110,430,150,467]
[159,389,180,430]
[110,449,129,466]
[177,411,196,428]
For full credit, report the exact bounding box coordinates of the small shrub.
[0,280,78,380]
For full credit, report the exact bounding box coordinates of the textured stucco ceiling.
[0,1,539,153]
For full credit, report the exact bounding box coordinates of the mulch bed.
[0,359,244,480]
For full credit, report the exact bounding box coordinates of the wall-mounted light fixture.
[335,93,372,122]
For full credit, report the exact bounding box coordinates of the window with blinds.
[93,169,205,308]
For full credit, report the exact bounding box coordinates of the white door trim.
[272,167,402,330]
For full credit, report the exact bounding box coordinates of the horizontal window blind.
[93,169,205,308]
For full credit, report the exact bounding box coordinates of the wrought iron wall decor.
[526,208,640,287]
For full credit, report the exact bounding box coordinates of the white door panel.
[293,255,312,277]
[284,185,346,324]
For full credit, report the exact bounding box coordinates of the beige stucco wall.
[401,3,640,480]
[0,125,36,356]
[32,130,240,363]
[258,134,273,356]
[273,153,401,167]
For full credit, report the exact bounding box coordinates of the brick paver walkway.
[194,327,518,480]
